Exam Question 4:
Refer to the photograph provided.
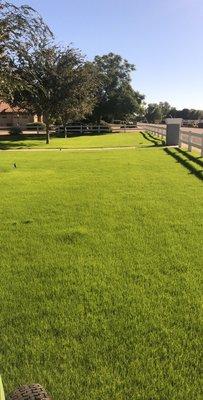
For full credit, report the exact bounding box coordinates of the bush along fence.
[138,122,203,156]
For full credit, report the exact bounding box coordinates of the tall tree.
[145,103,162,123]
[0,1,53,100]
[158,102,172,121]
[10,46,98,143]
[92,52,144,122]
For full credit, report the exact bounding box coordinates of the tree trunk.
[64,125,67,138]
[46,124,50,144]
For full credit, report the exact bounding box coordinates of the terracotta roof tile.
[0,101,24,113]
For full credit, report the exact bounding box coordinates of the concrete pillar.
[165,118,182,146]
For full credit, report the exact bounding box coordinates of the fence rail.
[138,123,203,156]
[56,124,139,134]
[179,130,203,156]
[62,125,109,134]
[138,124,166,140]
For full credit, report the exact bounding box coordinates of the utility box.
[165,118,182,146]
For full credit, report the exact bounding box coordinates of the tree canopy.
[10,45,98,143]
[145,103,162,123]
[92,53,144,122]
[145,102,203,123]
[0,1,53,100]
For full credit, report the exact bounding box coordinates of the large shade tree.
[92,52,144,122]
[145,103,163,123]
[10,45,98,143]
[0,1,53,101]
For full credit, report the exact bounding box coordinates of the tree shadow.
[163,147,203,181]
[0,134,46,150]
[56,130,113,138]
[140,131,165,147]
[0,131,114,150]
[0,142,31,150]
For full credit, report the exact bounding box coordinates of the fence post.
[98,125,100,134]
[188,131,192,152]
[201,136,203,157]
[80,124,83,134]
[179,130,182,148]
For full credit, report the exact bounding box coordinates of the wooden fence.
[138,123,203,156]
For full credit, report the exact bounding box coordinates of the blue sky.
[14,0,203,109]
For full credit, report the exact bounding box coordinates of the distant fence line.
[64,125,108,134]
[138,123,203,156]
[57,124,138,134]
[0,123,139,135]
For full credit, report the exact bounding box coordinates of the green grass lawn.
[0,131,159,150]
[0,132,202,400]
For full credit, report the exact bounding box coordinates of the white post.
[179,131,182,148]
[80,125,83,134]
[188,131,192,152]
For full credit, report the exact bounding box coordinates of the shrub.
[9,126,23,135]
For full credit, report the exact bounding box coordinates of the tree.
[158,102,172,121]
[92,52,144,122]
[170,108,203,120]
[145,103,162,123]
[0,1,53,100]
[10,45,98,143]
[106,84,144,121]
[145,103,203,123]
[58,61,99,136]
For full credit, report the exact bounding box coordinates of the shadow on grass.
[163,147,203,181]
[140,131,165,147]
[0,134,47,150]
[176,147,203,168]
[0,141,30,150]
[56,130,112,139]
[0,132,114,150]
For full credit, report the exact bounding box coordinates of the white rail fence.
[179,130,203,156]
[59,125,110,135]
[138,124,166,140]
[139,123,203,156]
[60,124,138,134]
